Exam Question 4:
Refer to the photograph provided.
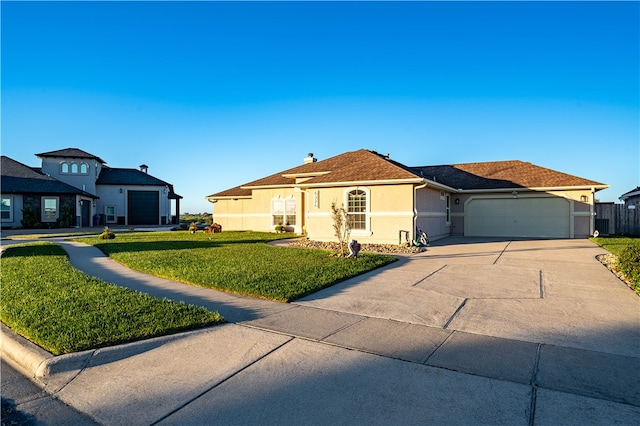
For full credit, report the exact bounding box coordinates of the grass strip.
[590,236,639,256]
[0,242,223,355]
[590,236,640,293]
[76,231,397,302]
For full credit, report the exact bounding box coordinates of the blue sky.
[2,1,638,214]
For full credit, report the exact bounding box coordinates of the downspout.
[413,180,428,241]
[590,187,595,236]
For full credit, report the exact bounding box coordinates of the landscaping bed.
[288,238,427,254]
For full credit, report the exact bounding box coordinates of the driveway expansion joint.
[443,298,468,329]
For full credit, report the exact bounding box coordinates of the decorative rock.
[288,238,426,254]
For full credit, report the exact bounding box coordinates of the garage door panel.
[466,197,569,238]
[128,191,159,225]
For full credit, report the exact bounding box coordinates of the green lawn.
[76,231,397,302]
[590,236,640,293]
[0,243,223,355]
[589,236,639,256]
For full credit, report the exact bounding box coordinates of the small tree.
[331,202,351,257]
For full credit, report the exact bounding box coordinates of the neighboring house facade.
[619,186,640,208]
[206,149,607,243]
[1,148,181,228]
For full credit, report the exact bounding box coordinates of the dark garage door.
[128,191,159,225]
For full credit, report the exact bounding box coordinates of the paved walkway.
[1,235,639,425]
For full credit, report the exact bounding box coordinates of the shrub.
[57,204,74,228]
[618,245,640,291]
[98,226,116,240]
[20,205,38,228]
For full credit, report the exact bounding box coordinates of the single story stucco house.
[205,149,607,244]
[1,148,182,228]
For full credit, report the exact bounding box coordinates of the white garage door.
[465,197,570,238]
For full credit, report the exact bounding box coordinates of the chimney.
[303,153,317,164]
[139,164,148,173]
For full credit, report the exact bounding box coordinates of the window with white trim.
[1,197,12,221]
[105,205,117,223]
[71,163,78,173]
[347,189,367,231]
[61,162,70,173]
[80,163,89,174]
[42,197,59,222]
[272,197,296,226]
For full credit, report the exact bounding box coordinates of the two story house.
[1,148,181,228]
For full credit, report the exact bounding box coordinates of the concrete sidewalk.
[1,236,639,425]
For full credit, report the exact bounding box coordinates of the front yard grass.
[590,236,640,293]
[0,242,223,355]
[75,231,397,302]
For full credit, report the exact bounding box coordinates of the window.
[272,197,296,226]
[42,197,59,222]
[272,199,284,226]
[285,198,296,226]
[71,163,78,174]
[61,162,69,173]
[446,194,451,224]
[105,205,116,223]
[80,163,88,174]
[347,189,367,230]
[1,197,12,221]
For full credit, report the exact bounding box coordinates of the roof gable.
[242,149,420,188]
[0,155,97,197]
[36,148,106,164]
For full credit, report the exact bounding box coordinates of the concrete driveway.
[1,236,639,425]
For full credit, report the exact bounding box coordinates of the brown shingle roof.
[206,185,252,199]
[207,150,421,198]
[207,152,607,198]
[413,161,606,190]
[243,149,420,188]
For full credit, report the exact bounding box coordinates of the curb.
[1,322,53,378]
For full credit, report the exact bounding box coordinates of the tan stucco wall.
[211,198,259,231]
[415,187,452,241]
[212,186,596,241]
[304,184,417,244]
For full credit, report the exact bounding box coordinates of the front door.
[81,201,90,227]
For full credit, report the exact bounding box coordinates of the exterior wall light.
[512,191,518,198]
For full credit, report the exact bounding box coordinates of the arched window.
[80,163,88,174]
[71,163,78,173]
[347,189,367,230]
[61,163,69,173]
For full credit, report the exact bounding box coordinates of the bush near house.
[618,245,640,291]
[0,243,223,355]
